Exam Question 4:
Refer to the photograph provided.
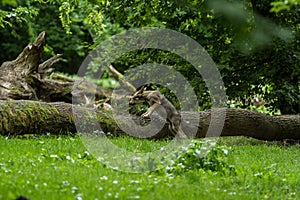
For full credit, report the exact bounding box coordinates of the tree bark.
[0,100,299,141]
[0,32,110,103]
[0,32,299,141]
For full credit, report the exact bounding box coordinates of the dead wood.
[0,32,299,141]
[0,31,110,103]
[0,100,299,141]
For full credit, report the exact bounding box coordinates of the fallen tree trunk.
[0,32,299,141]
[0,100,299,141]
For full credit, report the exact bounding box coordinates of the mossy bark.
[0,100,75,135]
[195,108,300,140]
[0,32,299,141]
[0,100,299,141]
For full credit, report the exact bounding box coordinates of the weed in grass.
[157,139,235,175]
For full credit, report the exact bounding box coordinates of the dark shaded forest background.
[0,0,299,115]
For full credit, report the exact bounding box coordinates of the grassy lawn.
[0,135,299,200]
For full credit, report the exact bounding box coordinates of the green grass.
[0,135,299,200]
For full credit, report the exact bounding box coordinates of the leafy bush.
[160,140,235,175]
[0,0,299,114]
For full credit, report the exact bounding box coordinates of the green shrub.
[160,139,235,175]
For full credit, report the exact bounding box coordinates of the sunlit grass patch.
[0,135,299,200]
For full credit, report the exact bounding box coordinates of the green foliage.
[211,0,299,114]
[271,0,300,12]
[0,4,38,28]
[0,0,91,74]
[161,140,235,175]
[1,0,17,6]
[0,0,299,114]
